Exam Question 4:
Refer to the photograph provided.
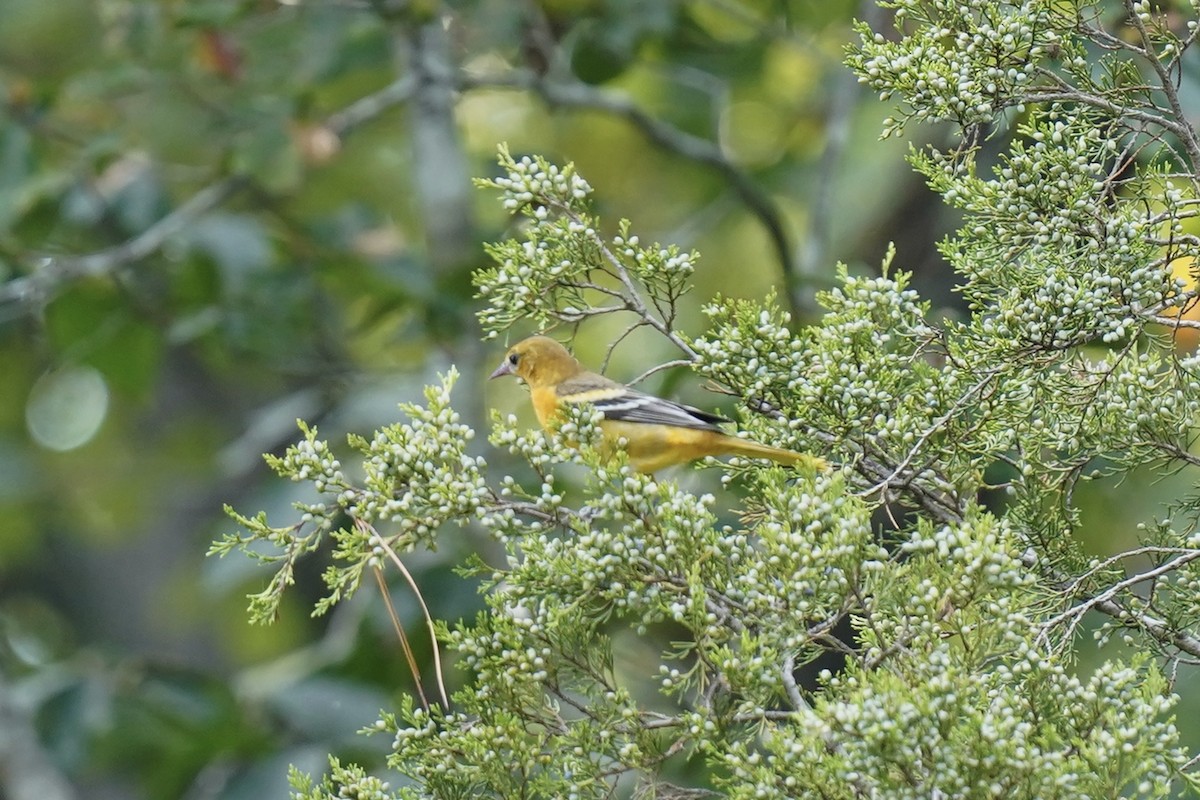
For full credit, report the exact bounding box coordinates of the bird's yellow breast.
[599,420,721,473]
[530,386,561,428]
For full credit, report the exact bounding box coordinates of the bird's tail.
[724,438,828,471]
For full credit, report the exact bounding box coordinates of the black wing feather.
[555,372,731,431]
[592,391,731,432]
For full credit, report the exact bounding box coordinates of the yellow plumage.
[490,335,827,474]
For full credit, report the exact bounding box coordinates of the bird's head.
[489,335,579,388]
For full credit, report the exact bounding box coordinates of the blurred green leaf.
[172,0,246,30]
[184,213,274,288]
[231,124,302,195]
[570,28,632,85]
[0,0,101,83]
[265,677,392,748]
[91,667,273,800]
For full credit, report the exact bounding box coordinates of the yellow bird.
[489,335,827,473]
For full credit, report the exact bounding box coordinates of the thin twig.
[858,371,997,499]
[1026,83,1193,153]
[551,201,699,360]
[1150,314,1200,330]
[628,359,693,387]
[1053,545,1200,597]
[601,321,649,374]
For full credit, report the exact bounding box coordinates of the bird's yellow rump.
[489,335,827,473]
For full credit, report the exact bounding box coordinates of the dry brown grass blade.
[372,564,430,712]
[367,523,451,710]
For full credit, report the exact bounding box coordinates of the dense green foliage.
[238,116,1200,793]
[0,2,870,797]
[9,0,1200,798]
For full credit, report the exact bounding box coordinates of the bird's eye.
[508,353,520,365]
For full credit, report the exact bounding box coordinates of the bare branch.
[0,674,77,800]
[1090,594,1200,660]
[1026,76,1193,148]
[1120,0,1200,172]
[1,74,418,315]
[601,321,649,374]
[325,75,415,137]
[1149,314,1200,330]
[781,652,812,712]
[1025,540,1200,660]
[0,177,246,310]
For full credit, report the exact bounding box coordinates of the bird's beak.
[489,359,514,380]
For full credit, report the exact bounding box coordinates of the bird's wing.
[556,372,730,432]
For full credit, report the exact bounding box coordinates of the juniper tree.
[219,1,1200,796]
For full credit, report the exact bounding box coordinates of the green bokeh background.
[1,1,1188,798]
